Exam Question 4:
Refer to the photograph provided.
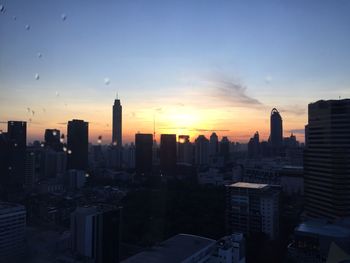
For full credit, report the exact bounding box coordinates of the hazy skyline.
[1,0,350,143]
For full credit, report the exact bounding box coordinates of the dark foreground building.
[67,119,88,170]
[304,99,350,220]
[135,133,153,175]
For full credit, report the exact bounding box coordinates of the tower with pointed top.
[112,97,122,147]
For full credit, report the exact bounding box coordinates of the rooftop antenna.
[116,91,119,100]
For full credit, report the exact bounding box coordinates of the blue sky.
[1,0,350,142]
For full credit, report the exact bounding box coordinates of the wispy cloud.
[206,75,263,108]
[280,105,306,116]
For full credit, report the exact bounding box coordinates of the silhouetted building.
[112,99,122,147]
[44,129,61,151]
[220,136,230,164]
[7,121,27,187]
[304,99,350,220]
[177,135,192,164]
[209,132,219,156]
[195,135,209,167]
[247,132,260,158]
[269,108,283,153]
[226,182,280,239]
[71,205,121,263]
[0,131,10,188]
[0,203,26,261]
[160,134,177,175]
[135,133,153,175]
[67,119,88,170]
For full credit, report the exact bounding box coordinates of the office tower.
[248,131,260,158]
[123,143,135,169]
[0,132,9,187]
[209,132,219,156]
[44,129,61,151]
[67,119,88,170]
[0,203,26,261]
[7,121,27,186]
[135,133,153,175]
[220,136,230,164]
[71,205,121,263]
[304,99,350,220]
[269,108,283,151]
[195,135,209,166]
[112,98,122,147]
[226,182,280,240]
[177,135,193,164]
[160,134,177,175]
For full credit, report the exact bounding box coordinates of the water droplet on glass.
[67,149,72,154]
[37,52,42,58]
[112,141,117,146]
[52,131,57,136]
[63,146,67,152]
[13,16,16,20]
[35,73,40,80]
[25,24,30,30]
[14,143,18,147]
[30,152,34,156]
[0,5,5,13]
[104,78,110,85]
[85,173,90,178]
[8,166,12,170]
[55,91,60,97]
[40,143,45,148]
[27,107,31,113]
[61,13,67,21]
[32,110,35,115]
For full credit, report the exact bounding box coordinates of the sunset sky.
[1,0,350,144]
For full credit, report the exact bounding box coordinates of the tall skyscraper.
[177,135,193,164]
[7,121,27,186]
[220,136,230,164]
[67,119,88,170]
[71,205,121,263]
[304,99,350,220]
[195,135,209,166]
[209,132,219,156]
[269,108,283,151]
[112,98,122,147]
[160,134,177,175]
[135,133,153,175]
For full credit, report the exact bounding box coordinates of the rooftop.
[121,234,216,263]
[296,219,350,239]
[227,182,268,189]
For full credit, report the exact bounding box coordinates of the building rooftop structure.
[227,182,268,189]
[121,234,216,263]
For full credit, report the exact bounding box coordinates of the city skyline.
[2,1,350,143]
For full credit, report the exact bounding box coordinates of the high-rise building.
[195,135,209,167]
[112,99,122,147]
[269,108,283,151]
[7,121,27,186]
[226,182,280,240]
[0,203,26,261]
[67,119,88,170]
[304,99,350,220]
[209,132,219,156]
[177,135,193,164]
[220,136,230,164]
[135,133,153,175]
[71,205,121,263]
[44,129,61,151]
[248,131,260,159]
[160,134,177,175]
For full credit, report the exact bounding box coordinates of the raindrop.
[52,130,57,136]
[34,73,40,80]
[61,13,67,21]
[40,143,45,147]
[112,141,117,146]
[32,110,35,115]
[97,135,102,144]
[27,107,31,113]
[25,24,30,30]
[55,91,60,97]
[85,173,90,178]
[104,78,110,85]
[8,166,12,170]
[30,152,34,156]
[0,5,5,13]
[14,143,18,147]
[67,149,72,154]
[62,146,67,152]
[37,52,42,58]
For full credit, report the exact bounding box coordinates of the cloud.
[279,106,306,116]
[207,75,263,108]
